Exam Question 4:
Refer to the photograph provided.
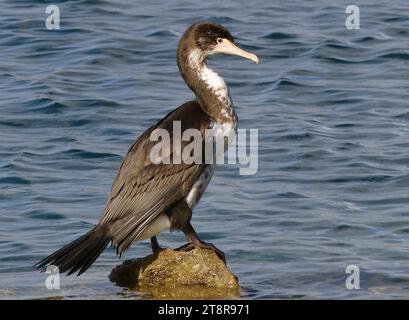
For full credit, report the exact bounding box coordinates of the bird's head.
[178,22,259,68]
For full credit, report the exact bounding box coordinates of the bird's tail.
[35,226,111,276]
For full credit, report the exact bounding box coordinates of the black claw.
[176,243,194,251]
[176,241,226,264]
[202,241,226,264]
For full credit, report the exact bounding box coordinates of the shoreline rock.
[109,248,240,299]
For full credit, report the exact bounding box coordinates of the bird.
[35,22,258,276]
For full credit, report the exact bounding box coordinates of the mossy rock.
[109,248,239,299]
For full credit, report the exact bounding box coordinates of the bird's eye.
[216,37,223,44]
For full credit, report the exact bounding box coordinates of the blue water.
[1,0,409,299]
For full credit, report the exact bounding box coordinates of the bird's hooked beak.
[213,38,259,64]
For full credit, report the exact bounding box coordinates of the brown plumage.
[97,101,211,254]
[35,22,258,275]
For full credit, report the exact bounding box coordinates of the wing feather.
[96,101,211,255]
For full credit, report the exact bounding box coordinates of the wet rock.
[109,248,239,299]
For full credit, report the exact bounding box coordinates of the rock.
[109,248,239,299]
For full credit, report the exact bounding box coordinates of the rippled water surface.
[1,0,409,299]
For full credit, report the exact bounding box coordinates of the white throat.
[188,49,232,108]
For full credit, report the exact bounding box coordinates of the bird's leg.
[150,236,162,254]
[177,223,226,263]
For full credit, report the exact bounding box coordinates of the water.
[1,0,409,299]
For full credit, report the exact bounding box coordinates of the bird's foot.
[152,245,163,255]
[176,241,226,264]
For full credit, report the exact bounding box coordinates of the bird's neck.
[179,49,237,125]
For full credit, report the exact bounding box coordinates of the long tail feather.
[35,227,110,276]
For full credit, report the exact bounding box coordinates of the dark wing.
[98,100,211,255]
